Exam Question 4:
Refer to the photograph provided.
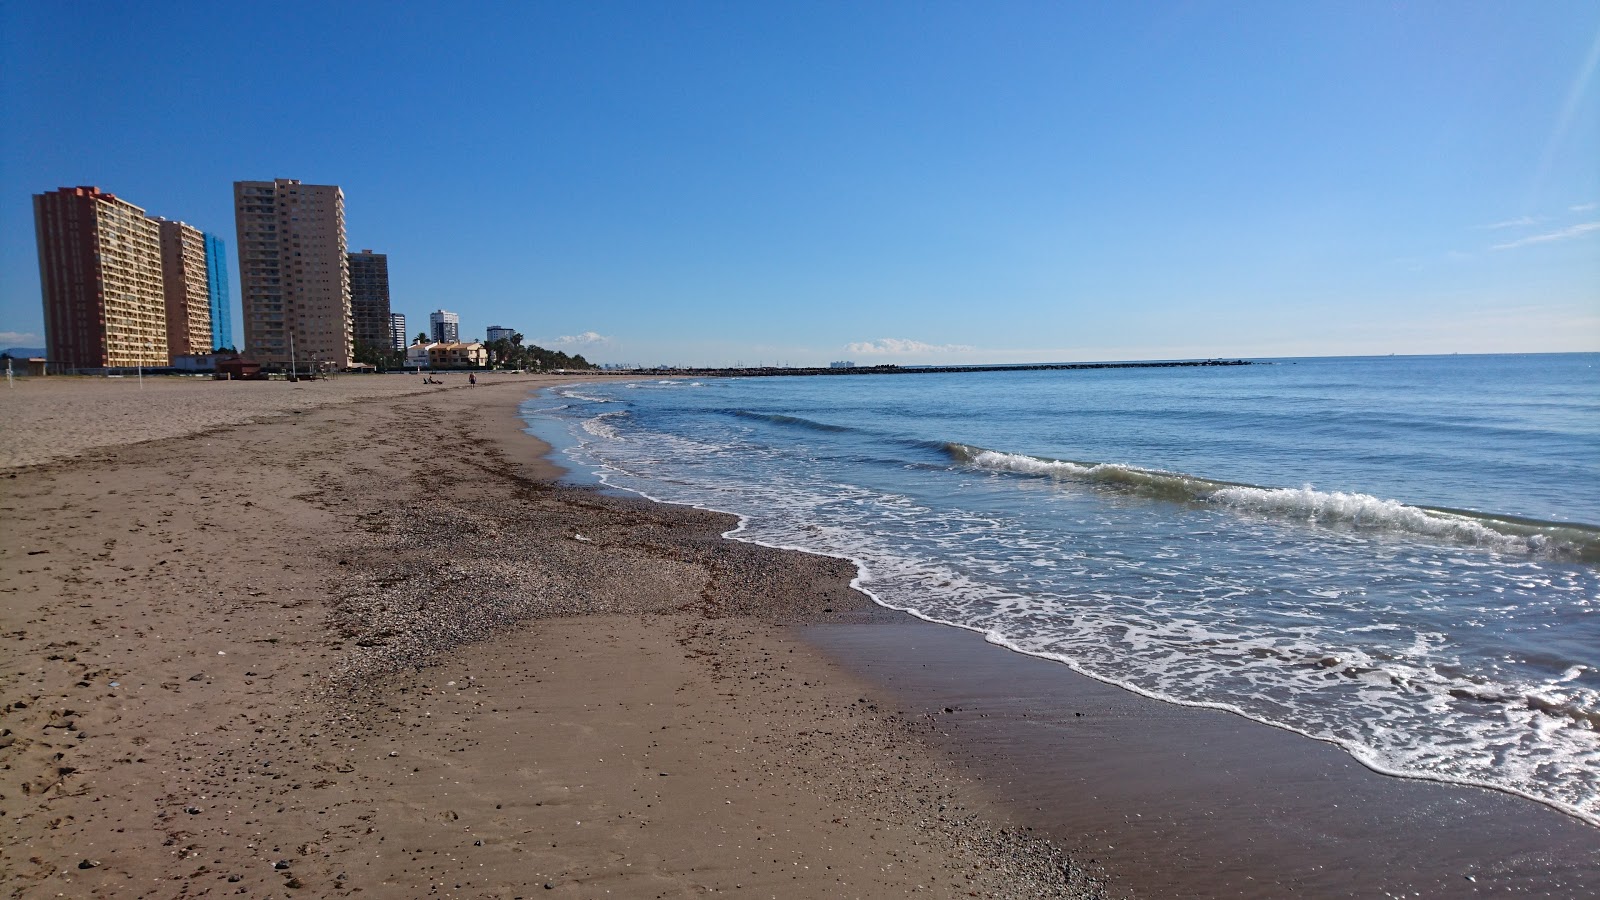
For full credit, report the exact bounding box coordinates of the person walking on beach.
[469,372,476,386]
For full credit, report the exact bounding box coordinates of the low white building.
[406,340,488,369]
[405,340,437,369]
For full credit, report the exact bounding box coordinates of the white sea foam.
[1557,665,1588,683]
[537,376,1600,828]
[579,411,626,440]
[1210,485,1535,551]
[964,446,1591,559]
[558,388,617,403]
[968,448,1094,477]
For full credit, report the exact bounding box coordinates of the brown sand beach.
[1,374,1094,899]
[4,374,1598,899]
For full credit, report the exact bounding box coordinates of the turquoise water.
[524,354,1600,825]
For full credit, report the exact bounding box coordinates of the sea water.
[523,354,1600,826]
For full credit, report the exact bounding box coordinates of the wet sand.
[807,621,1600,898]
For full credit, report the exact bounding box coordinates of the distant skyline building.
[33,186,168,369]
[429,309,460,343]
[348,249,391,353]
[233,178,352,370]
[389,313,408,351]
[155,218,213,361]
[485,325,516,344]
[204,233,231,350]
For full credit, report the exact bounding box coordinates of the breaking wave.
[949,443,1600,562]
[529,369,1600,828]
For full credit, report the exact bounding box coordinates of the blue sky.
[2,1,1596,366]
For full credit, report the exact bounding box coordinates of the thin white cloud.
[542,331,613,346]
[1479,216,1541,230]
[844,338,975,355]
[1571,202,1598,212]
[0,332,43,346]
[1491,221,1600,250]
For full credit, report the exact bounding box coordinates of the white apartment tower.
[233,179,352,370]
[429,309,460,343]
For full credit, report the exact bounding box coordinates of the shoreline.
[4,374,1596,899]
[808,621,1600,897]
[1,375,1098,898]
[532,376,1600,895]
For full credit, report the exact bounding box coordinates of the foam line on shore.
[534,380,1600,829]
[571,450,1600,830]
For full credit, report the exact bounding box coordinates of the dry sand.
[1,374,1098,899]
[0,373,477,471]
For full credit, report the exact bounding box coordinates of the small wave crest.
[727,409,858,433]
[951,444,1600,561]
[955,445,1208,503]
[1208,485,1592,558]
[559,388,618,403]
[581,410,628,440]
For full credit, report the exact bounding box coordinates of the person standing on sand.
[469,373,476,386]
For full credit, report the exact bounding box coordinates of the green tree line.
[484,332,596,370]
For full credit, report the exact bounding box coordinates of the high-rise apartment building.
[429,309,460,343]
[156,219,213,360]
[389,313,408,351]
[348,249,391,353]
[486,325,517,344]
[233,179,352,370]
[205,234,232,350]
[33,186,168,369]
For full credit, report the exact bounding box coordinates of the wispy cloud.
[1571,202,1598,212]
[543,331,613,347]
[1491,221,1600,251]
[0,331,43,346]
[844,337,975,355]
[1479,216,1542,230]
